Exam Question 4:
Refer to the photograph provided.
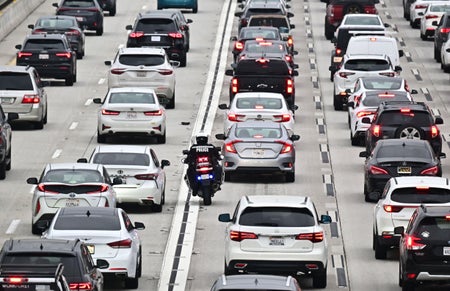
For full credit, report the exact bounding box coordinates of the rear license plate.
[76,17,85,22]
[269,236,284,246]
[39,54,49,60]
[397,166,411,174]
[151,36,161,42]
[87,245,95,254]
[444,246,450,256]
[127,111,137,119]
[65,199,79,207]
[333,56,342,63]
[136,71,146,77]
[0,97,14,104]
[253,149,265,157]
[200,174,210,180]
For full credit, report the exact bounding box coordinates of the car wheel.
[402,283,415,291]
[333,94,343,111]
[96,27,104,36]
[65,76,74,86]
[395,125,423,140]
[364,183,369,200]
[224,172,232,182]
[109,7,116,16]
[444,64,450,73]
[193,4,198,13]
[157,130,166,144]
[76,51,83,59]
[312,267,327,288]
[324,16,334,40]
[152,202,163,212]
[97,132,106,143]
[350,132,359,146]
[420,31,427,40]
[374,235,387,259]
[0,159,6,180]
[224,261,233,275]
[179,52,187,67]
[31,222,42,235]
[166,91,175,109]
[5,148,11,171]
[124,274,139,289]
[34,120,44,130]
[403,8,408,19]
[43,108,48,124]
[285,171,295,182]
[435,46,442,62]
[372,231,376,250]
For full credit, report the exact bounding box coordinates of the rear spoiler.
[347,30,397,36]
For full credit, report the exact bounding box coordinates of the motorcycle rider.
[184,133,223,196]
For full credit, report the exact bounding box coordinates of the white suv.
[330,54,402,110]
[218,195,332,289]
[372,176,450,260]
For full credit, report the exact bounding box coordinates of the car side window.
[232,201,241,223]
[80,245,95,272]
[150,149,160,167]
[407,211,418,233]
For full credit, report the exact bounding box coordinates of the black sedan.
[28,15,86,59]
[359,139,446,202]
[236,40,298,69]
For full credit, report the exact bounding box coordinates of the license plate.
[253,149,265,157]
[136,71,146,77]
[269,236,284,246]
[39,54,49,60]
[87,245,95,254]
[444,247,450,256]
[65,199,79,207]
[333,56,342,63]
[397,166,411,174]
[0,97,14,104]
[127,111,137,119]
[76,17,85,22]
[151,36,161,42]
[200,174,210,180]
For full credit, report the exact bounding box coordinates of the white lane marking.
[52,149,62,159]
[85,99,93,106]
[69,122,78,130]
[6,220,20,234]
[98,78,106,85]
[29,186,35,194]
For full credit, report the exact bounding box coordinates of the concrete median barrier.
[0,0,45,40]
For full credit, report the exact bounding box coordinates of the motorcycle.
[182,150,222,205]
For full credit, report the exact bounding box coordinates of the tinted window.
[362,78,402,90]
[42,170,103,183]
[244,42,286,54]
[0,73,33,90]
[343,16,381,25]
[53,215,121,230]
[391,187,450,203]
[23,40,65,50]
[136,18,176,32]
[0,282,60,291]
[239,207,315,227]
[236,97,282,109]
[344,59,390,71]
[362,92,410,107]
[247,8,284,15]
[416,217,450,238]
[378,111,433,127]
[249,17,289,28]
[235,60,289,75]
[375,143,432,160]
[430,4,450,12]
[109,92,156,104]
[38,19,76,28]
[2,254,81,277]
[92,153,150,166]
[235,127,281,138]
[241,29,279,39]
[61,0,95,8]
[118,54,165,66]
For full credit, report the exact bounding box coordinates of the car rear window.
[336,28,385,51]
[235,60,289,75]
[241,29,279,39]
[118,54,165,66]
[362,92,410,107]
[42,170,103,183]
[92,153,150,166]
[415,217,450,237]
[234,127,282,138]
[343,16,381,25]
[2,254,81,277]
[344,59,390,71]
[376,143,432,160]
[236,97,283,109]
[391,187,450,203]
[239,207,315,227]
[244,42,286,54]
[38,19,76,28]
[248,17,289,28]
[62,0,95,8]
[0,73,33,90]
[247,8,284,15]
[23,40,65,50]
[378,111,433,127]
[362,78,402,90]
[136,18,176,32]
[53,215,121,231]
[430,4,450,12]
[109,92,156,104]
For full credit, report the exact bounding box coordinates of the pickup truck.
[225,57,298,106]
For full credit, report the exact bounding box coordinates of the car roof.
[389,176,450,188]
[0,66,31,73]
[234,92,285,99]
[45,163,103,171]
[240,195,311,208]
[117,47,166,55]
[215,274,297,289]
[58,206,118,217]
[93,145,151,154]
[107,87,157,94]
[3,238,80,252]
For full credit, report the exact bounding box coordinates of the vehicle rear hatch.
[133,18,181,47]
[0,72,37,114]
[42,183,106,207]
[235,140,283,159]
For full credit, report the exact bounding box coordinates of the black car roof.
[3,239,80,253]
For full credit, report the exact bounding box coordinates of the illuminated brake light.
[441,28,450,33]
[296,231,323,243]
[135,173,158,180]
[230,230,258,242]
[56,52,71,58]
[406,235,426,250]
[144,110,163,116]
[5,277,27,284]
[225,140,241,153]
[227,113,245,122]
[372,125,381,137]
[108,238,132,248]
[378,93,395,98]
[431,125,439,138]
[339,72,355,78]
[369,165,388,175]
[22,94,40,104]
[69,282,92,291]
[235,41,244,50]
[383,205,403,213]
[287,37,294,46]
[425,14,439,19]
[276,140,293,153]
[168,32,183,38]
[260,42,272,46]
[273,114,291,122]
[370,37,377,42]
[18,52,32,58]
[66,29,81,36]
[446,215,450,220]
[356,111,374,118]
[231,78,239,93]
[129,31,144,38]
[256,58,269,64]
[158,69,173,75]
[286,79,293,94]
[400,108,411,113]
[421,166,438,175]
[101,109,120,115]
[255,37,264,41]
[336,48,342,55]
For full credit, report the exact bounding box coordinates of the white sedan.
[105,47,178,109]
[218,92,297,134]
[410,0,450,28]
[42,207,144,289]
[441,37,450,72]
[419,2,450,39]
[79,145,170,212]
[93,87,167,144]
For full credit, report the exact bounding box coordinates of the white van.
[346,35,404,69]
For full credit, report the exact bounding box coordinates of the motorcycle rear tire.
[202,185,212,206]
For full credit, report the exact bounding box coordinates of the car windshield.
[61,0,95,8]
[92,153,150,166]
[239,207,315,227]
[378,111,433,127]
[362,92,410,107]
[391,187,450,203]
[109,92,156,104]
[344,59,390,71]
[236,97,283,109]
[53,215,121,231]
[376,143,432,159]
[118,54,165,66]
[234,127,282,138]
[3,254,81,277]
[136,18,176,32]
[38,19,76,28]
[23,39,65,50]
[42,170,103,183]
[362,78,402,90]
[0,72,33,90]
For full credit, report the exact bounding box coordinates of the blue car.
[157,0,198,13]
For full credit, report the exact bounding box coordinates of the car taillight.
[231,78,239,93]
[235,41,244,51]
[415,4,428,9]
[275,141,293,153]
[425,14,439,19]
[22,94,40,104]
[273,114,291,122]
[135,173,158,180]
[405,234,426,250]
[101,109,120,115]
[108,238,133,248]
[34,200,41,216]
[296,231,324,243]
[372,125,381,137]
[32,29,46,34]
[144,110,163,116]
[441,27,450,33]
[228,113,245,122]
[86,184,109,194]
[356,111,374,118]
[168,32,183,39]
[66,29,81,36]
[4,277,28,283]
[383,205,403,213]
[421,166,439,175]
[69,282,92,291]
[369,165,388,175]
[37,184,58,194]
[56,52,71,58]
[230,230,258,242]
[17,52,32,58]
[336,48,342,55]
[129,31,144,38]
[338,72,355,78]
[287,36,294,46]
[285,55,292,62]
[431,125,439,138]
[158,69,173,75]
[225,140,241,153]
[110,68,126,75]
[286,79,294,94]
[379,72,395,77]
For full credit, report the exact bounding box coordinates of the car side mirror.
[218,103,229,110]
[394,226,404,235]
[234,11,243,17]
[104,60,112,66]
[440,152,446,159]
[218,213,231,222]
[290,134,300,141]
[182,149,189,155]
[418,12,423,16]
[28,24,34,29]
[230,36,237,41]
[361,117,371,124]
[161,159,170,168]
[95,259,109,269]
[238,3,244,9]
[320,214,332,224]
[287,12,294,18]
[52,3,59,8]
[291,105,299,111]
[345,88,352,94]
[331,37,337,44]
[399,49,404,57]
[347,101,354,108]
[432,20,438,26]
[187,19,193,24]
[411,89,418,94]
[125,24,132,30]
[27,177,39,184]
[77,158,88,163]
[290,24,295,29]
[15,44,22,50]
[286,4,291,8]
[36,220,50,232]
[435,116,444,124]
[395,66,402,72]
[293,64,299,69]
[93,98,102,104]
[134,222,145,230]
[112,177,123,185]
[359,151,368,158]
[292,50,298,55]
[292,70,299,76]
[215,133,226,140]
[384,23,390,28]
[225,69,234,76]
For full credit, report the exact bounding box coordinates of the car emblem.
[257,83,268,89]
[421,231,430,238]
[256,143,262,148]
[68,193,76,198]
[117,169,123,174]
[256,114,262,119]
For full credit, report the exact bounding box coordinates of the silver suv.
[0,66,48,129]
[218,195,331,288]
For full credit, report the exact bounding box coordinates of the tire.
[65,76,73,86]
[374,235,387,259]
[0,159,6,180]
[435,47,442,62]
[224,172,232,182]
[137,251,142,277]
[43,109,48,124]
[157,130,166,144]
[395,125,423,140]
[76,51,83,59]
[5,148,11,171]
[124,275,139,289]
[224,262,232,275]
[330,70,334,82]
[32,223,41,235]
[179,52,187,67]
[420,32,427,40]
[334,94,343,111]
[350,132,359,146]
[364,183,370,202]
[166,91,175,109]
[152,202,163,212]
[324,16,334,40]
[403,8,408,19]
[202,185,212,206]
[372,231,376,250]
[193,5,198,13]
[109,7,116,16]
[97,132,106,143]
[285,171,295,182]
[444,64,450,73]
[402,283,415,291]
[34,120,44,130]
[96,27,104,36]
[312,268,327,289]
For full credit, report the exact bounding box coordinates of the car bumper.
[98,117,165,136]
[223,155,295,174]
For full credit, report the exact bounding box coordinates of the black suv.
[15,34,77,86]
[0,105,17,180]
[364,101,444,155]
[395,205,450,291]
[126,10,189,67]
[235,2,294,32]
[0,239,109,291]
[52,0,104,36]
[0,264,70,291]
[434,12,450,62]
